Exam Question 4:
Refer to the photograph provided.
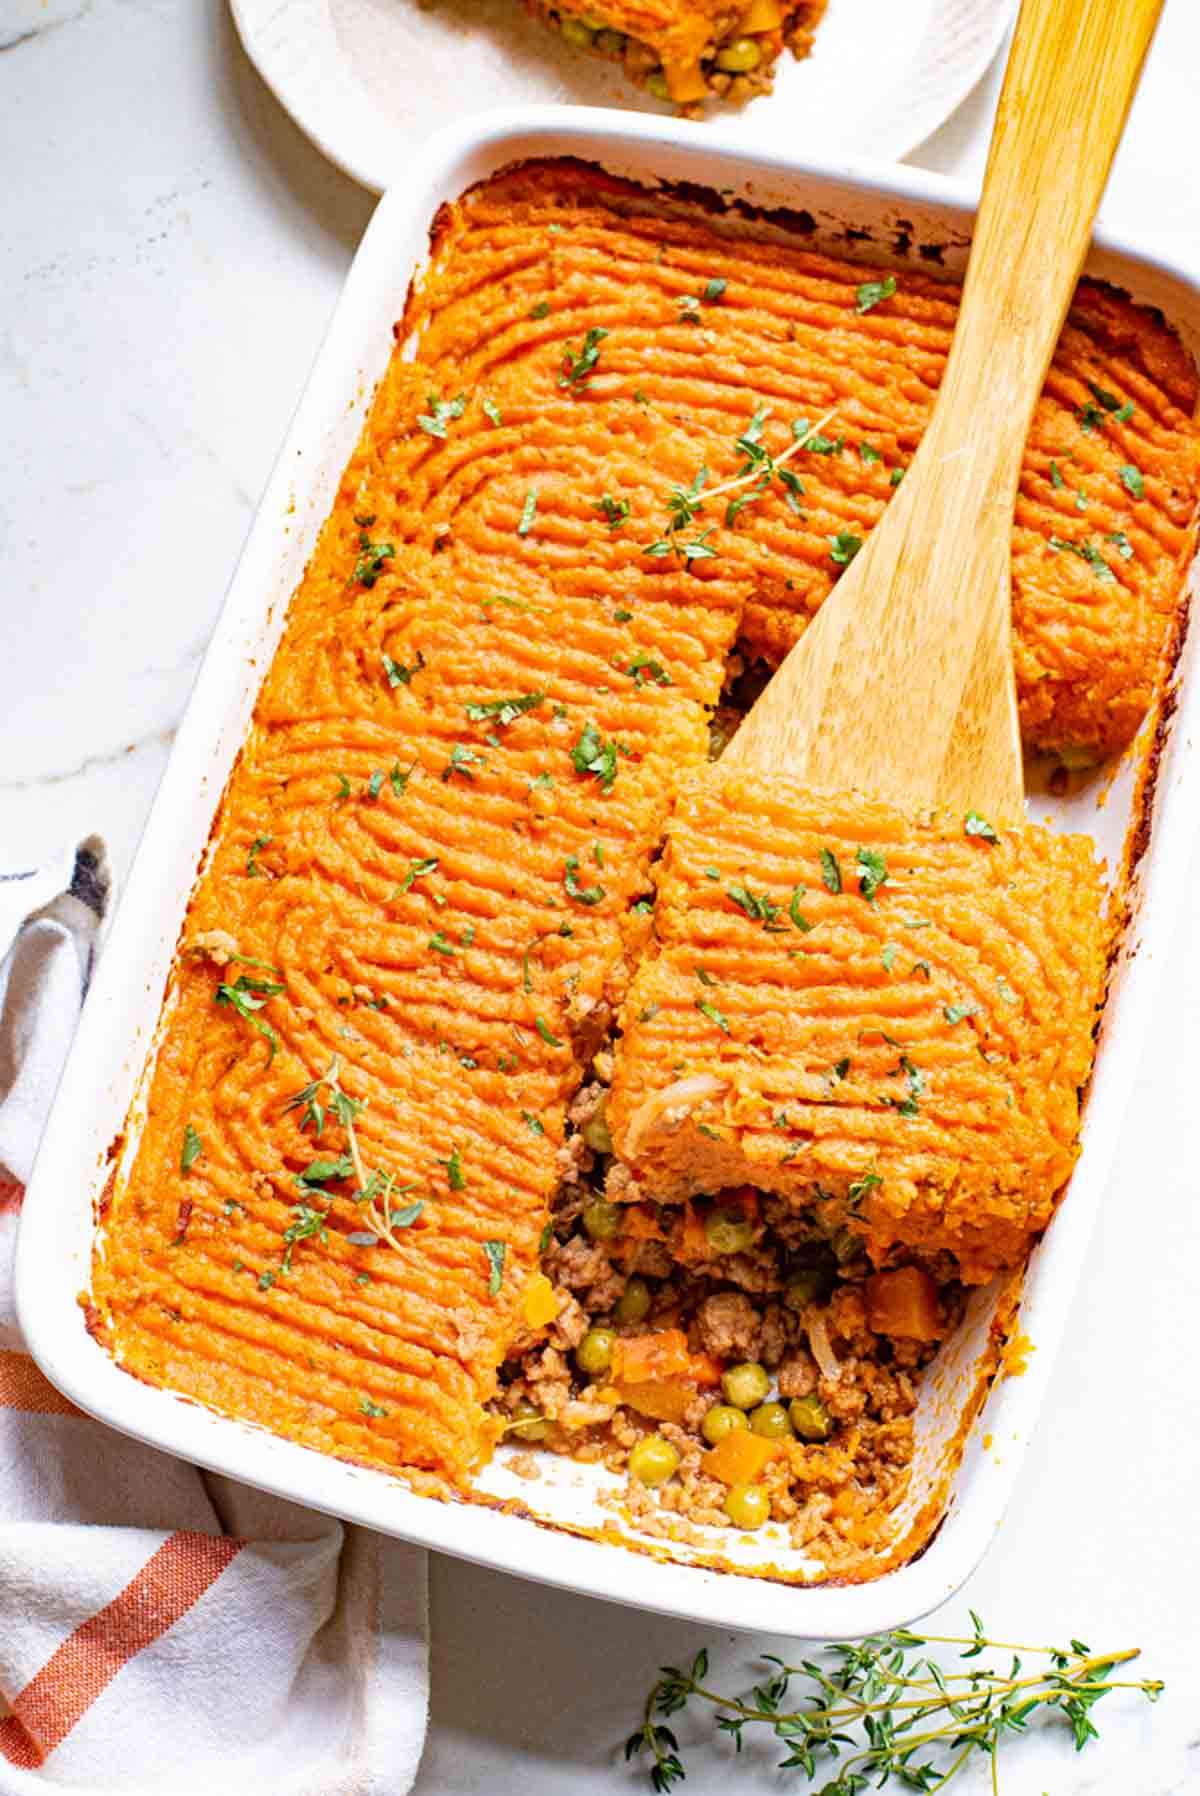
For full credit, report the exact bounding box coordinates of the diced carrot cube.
[701,1430,779,1485]
[864,1266,941,1340]
[521,1271,561,1329]
[611,1328,692,1383]
[615,1379,692,1424]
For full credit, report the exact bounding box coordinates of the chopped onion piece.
[807,1311,842,1383]
[622,1074,728,1156]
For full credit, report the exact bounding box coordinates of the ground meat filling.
[491,1070,964,1567]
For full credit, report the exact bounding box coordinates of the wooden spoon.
[723,0,1163,823]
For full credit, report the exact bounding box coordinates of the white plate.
[17,108,1200,1639]
[230,0,1014,194]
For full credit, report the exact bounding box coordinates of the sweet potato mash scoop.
[724,0,1163,822]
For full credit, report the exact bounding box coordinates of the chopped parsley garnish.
[614,607,633,622]
[856,846,888,900]
[1119,463,1144,498]
[246,834,271,878]
[351,535,394,588]
[429,932,455,956]
[833,1057,850,1079]
[439,1147,466,1190]
[180,1123,202,1175]
[559,326,607,389]
[215,971,284,1060]
[1049,536,1116,581]
[382,649,424,688]
[638,1003,660,1023]
[258,1269,276,1290]
[442,743,481,782]
[1106,530,1133,561]
[695,997,730,1034]
[594,493,630,531]
[704,866,720,880]
[528,300,551,319]
[570,721,618,791]
[727,883,785,931]
[892,1055,925,1117]
[535,1016,563,1047]
[848,1170,882,1206]
[397,856,438,893]
[996,974,1020,1005]
[858,442,882,465]
[677,294,702,326]
[855,276,897,313]
[830,531,863,566]
[522,1110,545,1136]
[417,392,467,438]
[881,943,900,972]
[1050,460,1065,489]
[964,811,999,844]
[944,1002,981,1025]
[335,773,351,801]
[360,1397,388,1418]
[482,397,503,427]
[465,690,545,727]
[564,855,606,906]
[366,770,385,800]
[695,968,717,986]
[518,487,539,537]
[889,467,905,486]
[820,848,843,894]
[390,761,414,797]
[703,276,727,303]
[627,654,673,687]
[483,1239,506,1295]
[789,886,812,931]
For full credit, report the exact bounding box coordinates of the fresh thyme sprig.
[626,1615,1161,1793]
[281,1057,423,1261]
[643,407,839,563]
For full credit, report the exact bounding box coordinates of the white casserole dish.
[16,106,1200,1639]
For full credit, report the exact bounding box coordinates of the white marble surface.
[3,4,1199,1791]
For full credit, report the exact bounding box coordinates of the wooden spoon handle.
[928,0,1164,495]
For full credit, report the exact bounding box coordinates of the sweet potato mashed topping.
[608,768,1110,1284]
[90,163,1196,1563]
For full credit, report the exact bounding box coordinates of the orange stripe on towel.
[0,1532,244,1767]
[0,1351,81,1417]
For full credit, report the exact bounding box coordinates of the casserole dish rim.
[16,103,1200,1638]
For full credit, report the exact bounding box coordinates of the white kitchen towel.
[0,842,428,1794]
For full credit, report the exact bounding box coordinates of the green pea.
[559,15,596,49]
[789,1394,833,1441]
[701,1403,750,1446]
[784,1267,831,1310]
[831,1225,865,1264]
[582,1094,612,1154]
[582,1198,621,1241]
[595,27,626,51]
[705,1207,754,1255]
[714,36,762,72]
[629,1434,680,1486]
[614,1276,651,1325]
[721,1361,770,1410]
[749,1401,793,1440]
[575,1326,615,1377]
[508,1402,547,1442]
[645,71,672,100]
[724,1482,771,1529]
